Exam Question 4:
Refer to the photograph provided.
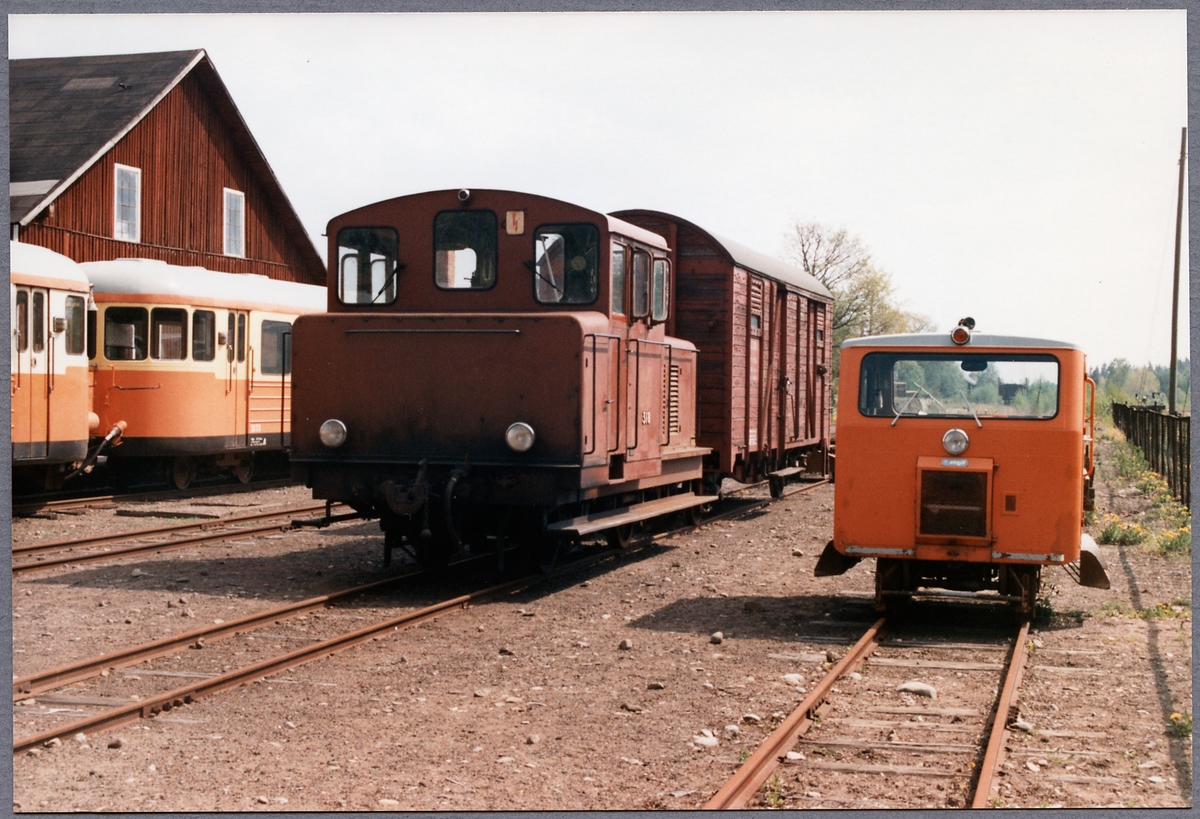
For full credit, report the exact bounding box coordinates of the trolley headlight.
[942,427,969,456]
[505,422,536,453]
[319,419,348,448]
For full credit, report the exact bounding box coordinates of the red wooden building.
[9,49,323,284]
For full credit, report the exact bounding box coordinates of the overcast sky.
[8,10,1189,368]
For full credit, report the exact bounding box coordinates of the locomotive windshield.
[338,227,399,305]
[859,352,1060,420]
[435,210,496,290]
[532,224,599,305]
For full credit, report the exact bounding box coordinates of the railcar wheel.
[606,523,635,550]
[874,558,913,617]
[232,455,254,484]
[169,457,197,491]
[683,503,706,527]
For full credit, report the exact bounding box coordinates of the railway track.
[13,478,299,518]
[12,480,827,755]
[11,502,359,575]
[706,614,1033,810]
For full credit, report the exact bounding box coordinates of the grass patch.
[1169,712,1192,737]
[1094,600,1190,620]
[1097,514,1150,546]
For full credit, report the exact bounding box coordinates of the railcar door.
[226,310,250,449]
[12,287,50,460]
[806,301,827,440]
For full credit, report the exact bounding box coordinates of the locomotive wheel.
[169,457,197,491]
[606,523,635,550]
[683,503,706,527]
[1007,565,1042,619]
[874,558,913,617]
[232,455,254,484]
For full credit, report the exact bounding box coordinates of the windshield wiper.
[892,387,923,426]
[958,389,982,428]
[370,262,407,304]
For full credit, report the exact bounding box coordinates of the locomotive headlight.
[505,422,536,453]
[942,427,970,456]
[319,419,348,448]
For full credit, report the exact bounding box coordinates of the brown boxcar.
[613,211,833,494]
[289,189,713,572]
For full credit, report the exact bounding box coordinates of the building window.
[224,189,245,257]
[114,164,141,242]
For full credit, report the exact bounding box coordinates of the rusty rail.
[1111,403,1190,508]
[705,617,885,809]
[971,619,1032,807]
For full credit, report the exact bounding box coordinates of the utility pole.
[1169,126,1186,415]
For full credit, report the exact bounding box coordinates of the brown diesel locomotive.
[289,189,831,571]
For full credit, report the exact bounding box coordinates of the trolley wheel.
[606,523,635,550]
[169,457,197,491]
[232,455,254,484]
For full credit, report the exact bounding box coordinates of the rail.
[1111,403,1190,508]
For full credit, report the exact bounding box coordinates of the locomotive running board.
[546,494,719,538]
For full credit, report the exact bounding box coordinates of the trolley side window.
[192,310,216,361]
[260,320,292,375]
[31,291,44,353]
[237,314,246,363]
[337,227,399,305]
[631,250,651,319]
[532,224,599,305]
[651,258,669,322]
[150,308,187,360]
[15,290,28,352]
[859,352,1061,420]
[64,296,86,355]
[611,245,627,315]
[434,210,497,290]
[104,307,148,361]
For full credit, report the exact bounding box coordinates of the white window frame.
[113,164,141,243]
[224,188,246,257]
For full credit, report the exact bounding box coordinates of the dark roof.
[9,50,323,276]
[611,209,833,300]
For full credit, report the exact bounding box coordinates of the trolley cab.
[816,319,1111,616]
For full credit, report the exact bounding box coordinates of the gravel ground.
[9,428,1192,811]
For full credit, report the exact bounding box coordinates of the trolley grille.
[919,470,988,537]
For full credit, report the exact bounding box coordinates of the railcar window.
[260,320,292,375]
[65,296,86,355]
[104,307,148,361]
[631,250,651,318]
[435,211,496,290]
[611,245,627,315]
[15,291,28,352]
[338,227,399,305]
[227,313,236,362]
[151,308,187,360]
[237,314,246,363]
[192,310,216,361]
[533,224,599,305]
[859,352,1060,420]
[32,292,44,353]
[652,259,669,322]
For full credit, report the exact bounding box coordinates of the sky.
[7,9,1190,368]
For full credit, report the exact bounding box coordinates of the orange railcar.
[10,242,122,490]
[82,258,327,488]
[816,319,1110,616]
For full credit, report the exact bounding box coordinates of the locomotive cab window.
[338,227,399,305]
[611,244,627,315]
[151,308,187,360]
[260,320,293,375]
[104,307,148,361]
[64,296,86,355]
[651,258,669,322]
[631,250,651,318]
[435,211,496,290]
[859,352,1060,420]
[192,310,216,361]
[532,224,599,305]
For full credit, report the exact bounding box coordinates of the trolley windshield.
[859,352,1060,421]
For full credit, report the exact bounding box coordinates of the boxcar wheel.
[606,523,635,550]
[232,455,254,484]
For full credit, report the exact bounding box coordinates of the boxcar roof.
[611,209,832,300]
[842,332,1080,350]
[11,241,91,291]
[81,258,327,312]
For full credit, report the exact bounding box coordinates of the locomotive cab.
[290,189,712,571]
[816,319,1110,617]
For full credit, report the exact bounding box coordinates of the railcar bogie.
[816,318,1110,618]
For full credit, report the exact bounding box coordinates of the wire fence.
[1111,403,1191,509]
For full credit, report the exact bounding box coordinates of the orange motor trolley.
[816,319,1110,616]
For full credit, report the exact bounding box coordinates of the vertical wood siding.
[19,73,323,285]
